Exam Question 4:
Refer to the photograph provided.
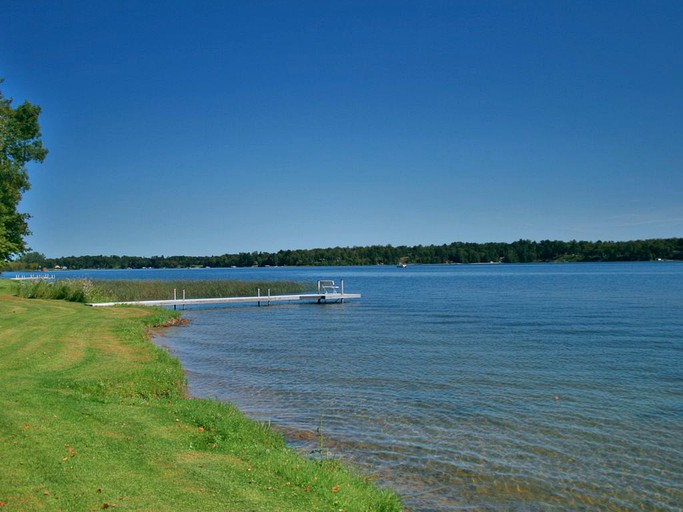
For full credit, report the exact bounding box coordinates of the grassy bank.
[0,280,401,511]
[15,279,309,303]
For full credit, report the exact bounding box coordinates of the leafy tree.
[39,237,683,269]
[19,250,46,269]
[0,79,48,261]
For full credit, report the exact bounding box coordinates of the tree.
[0,79,48,261]
[19,251,46,269]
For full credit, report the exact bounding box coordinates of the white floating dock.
[9,273,56,281]
[87,280,360,308]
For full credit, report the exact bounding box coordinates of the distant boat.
[397,263,407,268]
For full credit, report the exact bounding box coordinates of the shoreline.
[0,281,402,511]
[153,321,387,484]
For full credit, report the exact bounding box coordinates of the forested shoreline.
[6,238,682,271]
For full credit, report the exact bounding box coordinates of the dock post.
[257,288,261,307]
[341,280,344,303]
[268,288,271,306]
[182,289,186,310]
[173,288,177,310]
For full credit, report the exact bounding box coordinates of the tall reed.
[15,279,310,303]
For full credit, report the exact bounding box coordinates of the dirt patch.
[147,316,189,342]
[160,317,190,327]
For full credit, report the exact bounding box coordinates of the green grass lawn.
[0,280,402,511]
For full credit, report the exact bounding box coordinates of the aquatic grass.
[94,279,310,302]
[0,279,402,511]
[13,279,101,302]
[14,279,310,304]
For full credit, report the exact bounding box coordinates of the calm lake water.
[10,263,683,510]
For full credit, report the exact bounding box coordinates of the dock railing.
[317,280,340,294]
[9,273,56,282]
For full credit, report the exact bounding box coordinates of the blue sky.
[2,1,682,257]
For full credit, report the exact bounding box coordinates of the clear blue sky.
[2,1,682,257]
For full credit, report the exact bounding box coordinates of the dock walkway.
[87,280,360,308]
[9,273,56,281]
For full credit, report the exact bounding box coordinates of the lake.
[9,262,682,511]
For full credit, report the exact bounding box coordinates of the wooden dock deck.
[87,280,360,308]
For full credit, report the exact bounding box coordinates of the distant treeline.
[7,238,682,271]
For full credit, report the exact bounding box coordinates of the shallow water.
[15,263,683,510]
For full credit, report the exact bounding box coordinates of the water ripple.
[159,262,683,511]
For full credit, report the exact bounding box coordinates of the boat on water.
[397,263,407,268]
